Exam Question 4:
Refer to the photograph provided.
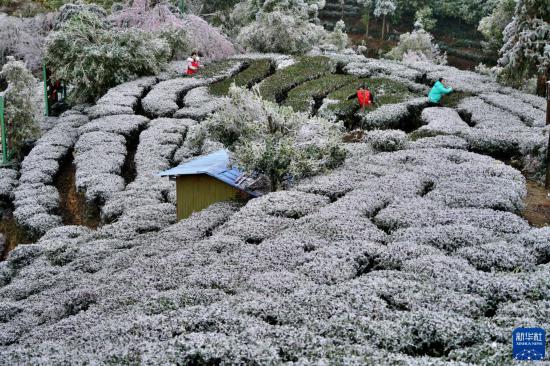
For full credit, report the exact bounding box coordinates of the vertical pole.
[179,0,185,14]
[1,95,7,165]
[43,63,49,117]
[545,82,550,189]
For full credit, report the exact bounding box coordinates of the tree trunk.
[537,71,548,97]
[366,21,369,38]
[381,15,386,40]
[340,0,345,20]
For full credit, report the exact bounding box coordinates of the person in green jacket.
[428,78,453,104]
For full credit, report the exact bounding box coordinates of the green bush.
[284,74,356,113]
[45,11,171,103]
[209,59,273,96]
[258,56,335,103]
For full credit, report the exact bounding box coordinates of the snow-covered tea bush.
[365,129,408,151]
[2,38,550,365]
[194,85,346,191]
[0,168,18,201]
[13,112,88,234]
[142,60,243,117]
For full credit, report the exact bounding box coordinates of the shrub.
[237,10,327,54]
[0,58,40,159]
[196,86,346,191]
[45,11,171,103]
[322,20,350,51]
[386,26,447,65]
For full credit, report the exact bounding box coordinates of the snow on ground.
[0,56,549,364]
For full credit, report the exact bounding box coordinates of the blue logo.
[513,327,546,361]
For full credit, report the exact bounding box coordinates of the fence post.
[1,95,7,165]
[43,63,49,117]
[545,81,550,188]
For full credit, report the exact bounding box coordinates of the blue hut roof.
[159,150,260,197]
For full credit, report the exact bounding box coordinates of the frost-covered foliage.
[497,0,550,92]
[13,113,88,234]
[2,48,550,364]
[237,10,327,54]
[360,97,428,130]
[419,107,470,136]
[74,114,149,203]
[181,15,236,61]
[1,134,546,364]
[194,85,346,191]
[365,129,408,151]
[0,57,40,158]
[85,76,157,119]
[230,0,326,29]
[142,61,243,117]
[109,0,183,31]
[45,11,172,103]
[0,12,53,71]
[322,19,349,51]
[387,26,447,65]
[174,86,225,120]
[101,117,193,225]
[110,1,235,61]
[479,92,546,127]
[52,2,108,29]
[0,168,18,200]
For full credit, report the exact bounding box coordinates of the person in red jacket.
[357,84,374,112]
[186,51,201,76]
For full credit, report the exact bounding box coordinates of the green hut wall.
[176,174,243,220]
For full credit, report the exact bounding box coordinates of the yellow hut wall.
[176,175,241,220]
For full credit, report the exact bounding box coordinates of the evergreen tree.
[498,0,550,95]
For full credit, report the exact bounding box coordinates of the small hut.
[159,150,260,220]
